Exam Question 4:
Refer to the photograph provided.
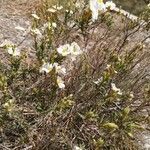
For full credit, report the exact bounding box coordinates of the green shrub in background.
[0,0,149,149]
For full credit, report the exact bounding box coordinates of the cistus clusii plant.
[0,0,150,149]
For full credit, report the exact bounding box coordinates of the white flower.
[57,76,65,89]
[111,83,122,95]
[39,62,53,73]
[67,21,75,28]
[148,3,150,8]
[53,5,63,10]
[129,92,134,100]
[53,63,66,75]
[47,8,57,13]
[7,46,20,57]
[90,0,99,21]
[75,1,85,8]
[105,1,116,10]
[106,64,111,69]
[93,78,102,84]
[89,0,106,22]
[57,44,70,56]
[75,2,81,8]
[3,99,14,112]
[41,23,48,31]
[0,40,14,48]
[128,14,138,21]
[41,22,56,31]
[57,42,82,59]
[66,10,73,14]
[31,28,42,35]
[70,10,73,14]
[47,5,63,13]
[114,70,118,74]
[31,14,40,20]
[73,145,83,150]
[129,92,134,98]
[70,42,82,56]
[98,0,106,11]
[52,22,57,28]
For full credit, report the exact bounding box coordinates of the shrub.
[0,0,149,149]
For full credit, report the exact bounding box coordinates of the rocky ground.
[114,0,148,15]
[0,0,40,55]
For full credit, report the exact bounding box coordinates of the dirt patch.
[0,0,40,51]
[0,0,42,67]
[0,0,39,16]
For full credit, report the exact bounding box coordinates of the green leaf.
[94,138,104,148]
[103,123,119,129]
[130,123,144,130]
[127,132,134,138]
[123,106,130,116]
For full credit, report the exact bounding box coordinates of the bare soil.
[0,0,40,50]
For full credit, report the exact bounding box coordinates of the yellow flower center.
[98,0,103,3]
[62,48,67,53]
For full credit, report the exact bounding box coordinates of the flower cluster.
[39,42,82,89]
[39,62,53,74]
[3,99,14,112]
[31,13,40,20]
[31,28,42,36]
[7,46,20,57]
[111,83,122,95]
[89,0,116,21]
[47,5,63,13]
[0,40,21,57]
[57,42,82,60]
[39,62,66,89]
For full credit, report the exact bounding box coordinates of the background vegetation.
[114,0,148,15]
